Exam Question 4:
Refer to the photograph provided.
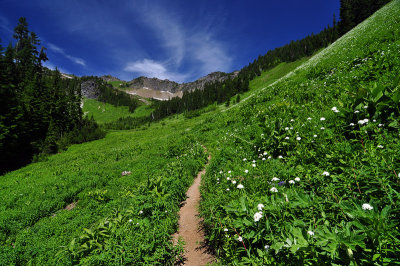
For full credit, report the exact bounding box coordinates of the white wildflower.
[257,203,264,211]
[237,184,244,189]
[219,170,223,174]
[278,155,283,159]
[262,158,266,161]
[321,127,325,130]
[296,137,301,141]
[121,171,132,176]
[226,188,230,191]
[264,245,270,251]
[377,145,384,149]
[285,127,289,131]
[243,158,247,161]
[268,156,272,159]
[362,203,373,210]
[244,169,249,173]
[354,110,360,114]
[270,187,278,193]
[291,119,295,122]
[320,117,325,121]
[271,177,280,181]
[252,163,256,167]
[313,134,318,137]
[364,105,368,109]
[232,180,237,184]
[139,210,143,214]
[263,151,267,155]
[322,171,330,176]
[307,231,315,236]
[227,177,231,181]
[349,123,355,126]
[228,170,232,174]
[285,137,290,140]
[253,211,263,222]
[307,117,312,120]
[129,219,133,223]
[331,107,339,113]
[224,228,228,232]
[378,124,383,127]
[237,236,243,242]
[289,180,295,184]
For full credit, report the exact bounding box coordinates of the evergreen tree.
[1,18,103,174]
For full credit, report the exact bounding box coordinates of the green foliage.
[81,76,140,113]
[0,18,103,174]
[200,1,400,264]
[0,122,207,264]
[1,1,400,265]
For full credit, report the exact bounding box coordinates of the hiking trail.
[173,153,215,265]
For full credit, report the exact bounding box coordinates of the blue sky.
[0,0,340,82]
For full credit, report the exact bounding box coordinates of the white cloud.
[144,9,185,65]
[190,33,233,74]
[131,3,233,82]
[65,55,86,66]
[124,59,188,83]
[0,15,13,34]
[43,61,69,74]
[30,1,233,82]
[47,43,86,66]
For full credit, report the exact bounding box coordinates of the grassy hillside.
[1,1,400,265]
[82,98,153,124]
[107,80,129,90]
[0,118,207,264]
[200,1,400,264]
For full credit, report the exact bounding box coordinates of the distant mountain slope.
[109,71,238,100]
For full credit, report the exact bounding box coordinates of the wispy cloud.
[0,15,13,35]
[124,59,188,83]
[43,60,69,74]
[143,8,186,65]
[123,2,233,82]
[47,43,86,66]
[16,0,233,82]
[190,33,233,75]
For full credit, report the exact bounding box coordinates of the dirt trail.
[173,154,215,266]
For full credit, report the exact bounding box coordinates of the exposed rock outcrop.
[123,71,238,100]
[81,80,100,99]
[129,76,180,93]
[180,71,239,92]
[101,75,121,82]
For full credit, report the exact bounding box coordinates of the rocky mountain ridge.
[101,71,238,93]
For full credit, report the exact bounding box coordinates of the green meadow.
[82,98,153,124]
[1,1,400,264]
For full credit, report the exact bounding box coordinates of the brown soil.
[126,88,183,100]
[173,155,216,266]
[52,201,78,217]
[64,201,78,211]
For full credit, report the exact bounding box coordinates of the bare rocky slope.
[100,71,239,100]
[127,71,238,92]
